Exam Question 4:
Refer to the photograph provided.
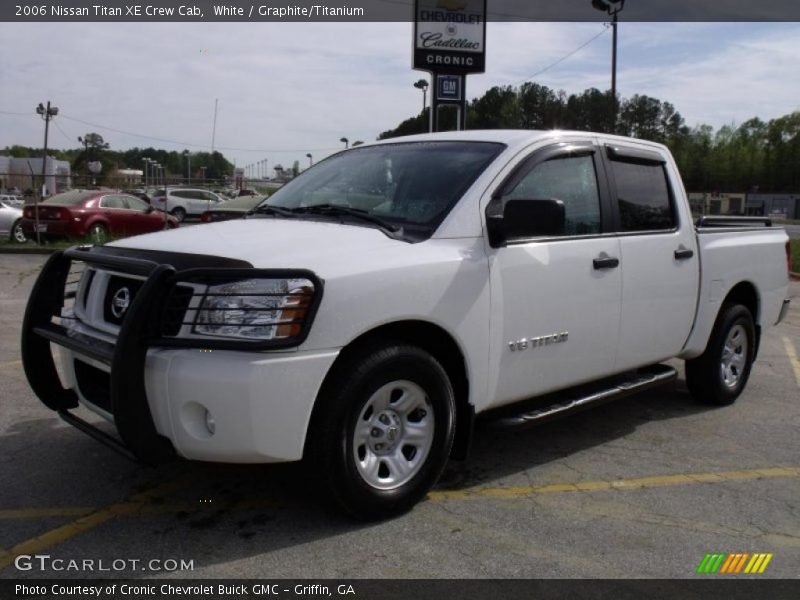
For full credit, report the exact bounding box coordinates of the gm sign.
[413,0,486,75]
[437,75,462,101]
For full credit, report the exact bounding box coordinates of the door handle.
[593,256,620,270]
[674,248,694,260]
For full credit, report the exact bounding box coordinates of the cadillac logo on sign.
[413,0,487,75]
[111,287,131,319]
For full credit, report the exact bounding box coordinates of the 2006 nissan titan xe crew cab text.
[22,130,792,518]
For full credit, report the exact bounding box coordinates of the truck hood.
[109,217,407,275]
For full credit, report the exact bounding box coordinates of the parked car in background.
[236,188,259,197]
[122,189,151,204]
[200,195,265,223]
[150,187,226,221]
[22,190,179,243]
[0,195,26,242]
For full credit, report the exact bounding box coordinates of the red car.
[22,190,179,243]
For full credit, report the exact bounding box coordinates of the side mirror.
[145,204,155,213]
[486,198,566,246]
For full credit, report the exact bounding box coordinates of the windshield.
[263,141,504,233]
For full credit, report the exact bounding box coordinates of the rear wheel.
[308,344,455,519]
[11,219,27,243]
[87,223,108,245]
[171,206,186,222]
[685,303,755,406]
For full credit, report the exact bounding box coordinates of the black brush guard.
[21,246,177,464]
[21,245,323,464]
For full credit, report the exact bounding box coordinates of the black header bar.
[4,0,800,22]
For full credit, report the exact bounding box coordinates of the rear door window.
[100,196,125,209]
[610,160,675,232]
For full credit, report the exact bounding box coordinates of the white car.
[22,130,791,518]
[150,188,226,222]
[0,195,26,242]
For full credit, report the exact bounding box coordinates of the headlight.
[193,277,315,341]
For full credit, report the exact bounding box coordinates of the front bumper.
[21,246,329,464]
[60,345,337,462]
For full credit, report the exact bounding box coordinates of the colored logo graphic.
[696,553,773,574]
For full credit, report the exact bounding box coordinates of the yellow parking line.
[427,466,800,502]
[0,475,193,571]
[0,359,21,369]
[0,507,95,520]
[783,337,800,388]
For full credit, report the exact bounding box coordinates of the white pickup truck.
[22,130,791,518]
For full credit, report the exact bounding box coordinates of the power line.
[1,110,338,153]
[514,24,610,87]
[51,118,74,144]
[58,114,337,153]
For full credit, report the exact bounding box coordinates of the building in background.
[0,155,71,195]
[745,193,800,219]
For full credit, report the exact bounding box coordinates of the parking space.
[1,253,798,579]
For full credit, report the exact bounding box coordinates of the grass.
[791,239,800,274]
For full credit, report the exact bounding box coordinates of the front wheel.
[685,303,755,406]
[11,219,27,243]
[307,344,455,519]
[171,207,186,222]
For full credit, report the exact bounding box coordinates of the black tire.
[171,206,186,222]
[11,219,27,243]
[307,344,456,519]
[87,223,108,244]
[685,303,755,406]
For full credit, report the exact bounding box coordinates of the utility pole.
[211,99,218,153]
[592,0,625,132]
[35,101,58,245]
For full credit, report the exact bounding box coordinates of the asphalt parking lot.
[1,253,798,580]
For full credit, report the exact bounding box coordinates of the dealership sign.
[413,0,486,75]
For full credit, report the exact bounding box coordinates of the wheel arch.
[722,281,761,359]
[83,216,109,234]
[307,320,474,461]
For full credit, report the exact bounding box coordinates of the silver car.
[0,195,27,243]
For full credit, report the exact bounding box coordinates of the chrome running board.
[488,364,678,429]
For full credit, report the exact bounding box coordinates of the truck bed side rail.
[696,216,773,228]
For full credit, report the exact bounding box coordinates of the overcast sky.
[1,21,799,173]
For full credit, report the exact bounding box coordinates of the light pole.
[306,153,313,167]
[340,137,349,149]
[592,0,625,132]
[78,135,89,188]
[142,157,149,191]
[184,150,191,185]
[35,101,58,245]
[414,78,429,131]
[200,166,207,185]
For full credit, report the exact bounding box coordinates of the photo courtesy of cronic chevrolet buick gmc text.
[21,131,791,518]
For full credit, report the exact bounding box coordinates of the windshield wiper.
[289,204,402,233]
[247,204,297,218]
